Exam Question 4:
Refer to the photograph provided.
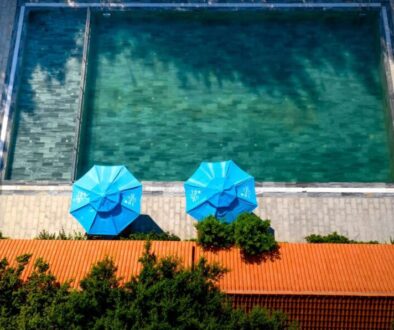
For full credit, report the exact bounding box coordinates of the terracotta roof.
[0,240,393,296]
[0,240,193,286]
[229,294,394,330]
[197,243,394,296]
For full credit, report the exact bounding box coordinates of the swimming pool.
[3,6,394,183]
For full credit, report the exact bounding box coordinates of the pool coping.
[0,5,25,172]
[2,181,394,196]
[23,2,383,9]
[71,7,91,181]
[1,2,394,196]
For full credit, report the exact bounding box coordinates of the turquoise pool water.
[78,10,392,182]
[5,9,393,182]
[5,9,85,181]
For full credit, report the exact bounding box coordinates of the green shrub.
[233,213,277,257]
[35,229,86,240]
[35,229,180,241]
[35,230,56,240]
[120,231,180,241]
[305,232,378,244]
[195,214,278,257]
[305,232,350,243]
[195,216,234,249]
[0,231,6,239]
[0,242,296,329]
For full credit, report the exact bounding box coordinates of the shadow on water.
[17,9,85,110]
[76,9,392,183]
[5,9,86,180]
[91,10,381,111]
[11,8,390,182]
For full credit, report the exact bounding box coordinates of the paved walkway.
[1,186,394,242]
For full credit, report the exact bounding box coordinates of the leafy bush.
[305,232,378,244]
[0,231,6,239]
[195,216,234,249]
[120,231,181,241]
[195,214,278,257]
[35,229,180,241]
[0,242,296,329]
[305,232,350,243]
[233,213,278,257]
[35,229,86,240]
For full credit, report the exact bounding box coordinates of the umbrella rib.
[223,161,231,190]
[84,212,98,233]
[232,176,252,186]
[113,168,141,191]
[74,184,101,198]
[185,179,207,188]
[186,201,207,213]
[110,166,124,187]
[111,213,119,235]
[202,164,215,180]
[88,212,101,234]
[93,166,101,184]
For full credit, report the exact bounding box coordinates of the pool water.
[6,9,394,182]
[78,10,392,182]
[5,9,85,181]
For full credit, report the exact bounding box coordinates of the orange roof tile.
[229,295,394,330]
[0,240,393,296]
[197,243,394,296]
[0,240,193,286]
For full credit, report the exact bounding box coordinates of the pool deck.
[0,1,394,242]
[1,184,394,241]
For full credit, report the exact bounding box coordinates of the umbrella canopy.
[70,165,142,236]
[184,160,257,222]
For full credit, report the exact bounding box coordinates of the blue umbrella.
[184,160,257,222]
[70,165,142,236]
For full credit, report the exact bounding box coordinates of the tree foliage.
[305,232,378,244]
[120,231,181,241]
[35,229,180,242]
[196,213,278,257]
[195,216,234,249]
[35,229,86,240]
[0,242,296,329]
[233,213,278,257]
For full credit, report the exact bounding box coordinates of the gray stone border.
[1,2,394,195]
[381,5,394,172]
[0,6,25,170]
[71,7,91,181]
[23,2,382,9]
[2,182,394,196]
